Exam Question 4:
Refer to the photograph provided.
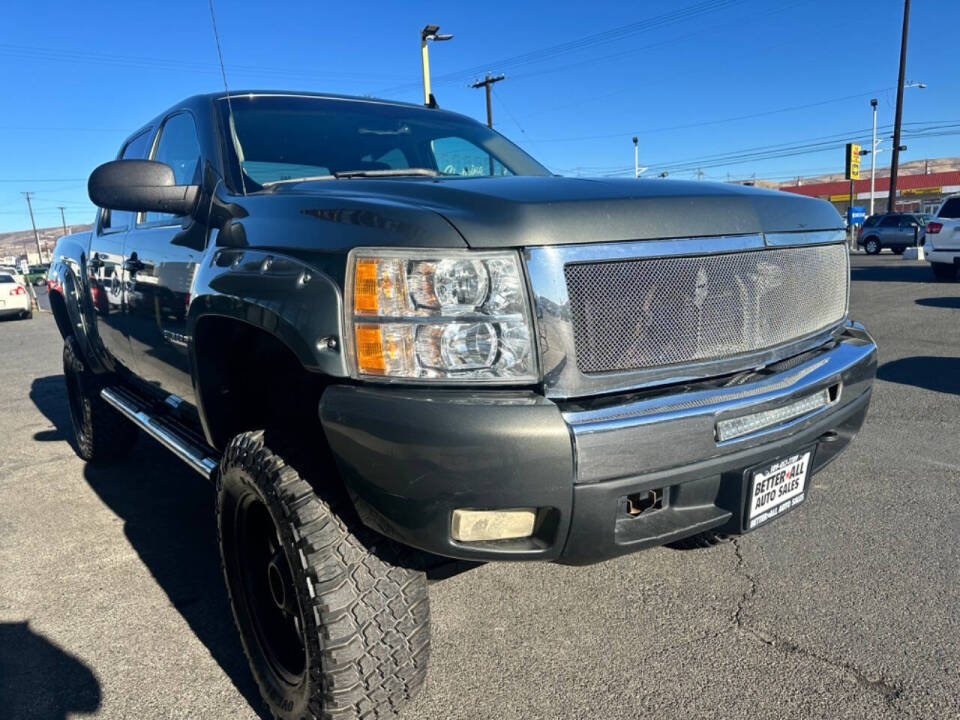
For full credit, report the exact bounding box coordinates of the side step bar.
[100,387,220,480]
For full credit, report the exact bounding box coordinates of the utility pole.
[21,192,43,262]
[887,0,910,213]
[420,25,453,107]
[632,137,639,178]
[58,206,68,237]
[470,73,505,175]
[469,73,505,128]
[869,98,878,216]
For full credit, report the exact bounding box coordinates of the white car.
[925,195,960,280]
[0,272,32,320]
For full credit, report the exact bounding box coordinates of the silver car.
[858,212,931,254]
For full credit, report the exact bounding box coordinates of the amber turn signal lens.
[354,259,380,314]
[355,324,386,374]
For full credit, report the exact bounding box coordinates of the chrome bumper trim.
[562,327,877,484]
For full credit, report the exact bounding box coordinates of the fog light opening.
[451,509,537,542]
[626,489,664,517]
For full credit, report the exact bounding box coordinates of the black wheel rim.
[235,495,306,686]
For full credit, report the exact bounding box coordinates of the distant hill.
[779,157,960,187]
[0,223,93,254]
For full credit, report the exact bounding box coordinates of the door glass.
[103,130,153,231]
[144,113,202,225]
[879,215,899,228]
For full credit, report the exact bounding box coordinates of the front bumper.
[319,322,877,566]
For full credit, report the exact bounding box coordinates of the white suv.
[926,195,960,280]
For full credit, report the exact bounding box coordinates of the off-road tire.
[217,431,430,720]
[62,336,138,462]
[666,530,732,550]
[931,262,958,281]
[864,237,881,255]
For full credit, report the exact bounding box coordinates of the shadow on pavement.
[916,296,960,309]
[0,621,101,719]
[877,356,960,395]
[27,375,270,719]
[850,264,936,283]
[30,375,72,443]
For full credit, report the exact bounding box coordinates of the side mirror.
[88,159,199,216]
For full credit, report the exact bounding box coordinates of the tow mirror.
[88,159,199,216]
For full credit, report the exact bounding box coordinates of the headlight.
[344,248,537,382]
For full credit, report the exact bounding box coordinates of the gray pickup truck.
[48,91,877,720]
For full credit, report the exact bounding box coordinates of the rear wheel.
[62,336,138,462]
[931,262,958,281]
[217,431,430,720]
[891,247,906,255]
[864,237,881,255]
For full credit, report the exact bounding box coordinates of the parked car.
[0,265,27,286]
[0,273,32,320]
[47,91,877,720]
[925,195,960,280]
[857,212,930,254]
[24,263,49,286]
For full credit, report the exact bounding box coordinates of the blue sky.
[2,0,958,232]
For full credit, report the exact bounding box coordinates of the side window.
[430,136,512,177]
[102,129,153,232]
[143,112,202,225]
[879,215,900,228]
[938,198,960,219]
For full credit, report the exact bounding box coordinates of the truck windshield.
[218,95,550,190]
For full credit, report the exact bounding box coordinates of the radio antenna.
[208,0,246,195]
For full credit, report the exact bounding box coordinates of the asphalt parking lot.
[1,253,958,719]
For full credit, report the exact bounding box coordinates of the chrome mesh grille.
[564,244,848,374]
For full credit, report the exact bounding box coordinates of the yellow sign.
[901,186,941,196]
[830,194,852,202]
[845,143,861,180]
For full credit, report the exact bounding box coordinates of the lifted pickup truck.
[48,91,877,719]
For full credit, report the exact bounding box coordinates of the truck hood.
[270,175,843,248]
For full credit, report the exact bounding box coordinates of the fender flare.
[188,247,348,377]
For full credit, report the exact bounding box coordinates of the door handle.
[123,257,145,273]
[88,253,104,270]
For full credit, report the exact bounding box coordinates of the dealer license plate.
[746,451,811,530]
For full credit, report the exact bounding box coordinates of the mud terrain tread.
[218,431,429,720]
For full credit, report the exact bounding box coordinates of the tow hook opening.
[625,489,664,517]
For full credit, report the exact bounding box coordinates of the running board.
[100,387,220,480]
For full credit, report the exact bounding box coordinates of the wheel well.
[48,290,74,340]
[194,316,332,452]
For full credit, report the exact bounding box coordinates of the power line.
[376,0,747,94]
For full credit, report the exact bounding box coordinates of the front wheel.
[864,237,881,255]
[217,431,430,720]
[931,262,958,281]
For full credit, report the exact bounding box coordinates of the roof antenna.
[208,0,246,196]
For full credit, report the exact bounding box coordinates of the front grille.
[564,244,848,374]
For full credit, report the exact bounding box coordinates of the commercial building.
[780,170,960,216]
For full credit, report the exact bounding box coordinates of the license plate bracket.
[743,448,814,531]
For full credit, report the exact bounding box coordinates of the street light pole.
[632,137,639,179]
[887,0,911,213]
[869,98,878,217]
[420,25,453,107]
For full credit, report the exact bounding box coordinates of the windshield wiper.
[332,168,439,179]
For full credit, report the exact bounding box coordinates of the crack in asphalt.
[728,538,906,712]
